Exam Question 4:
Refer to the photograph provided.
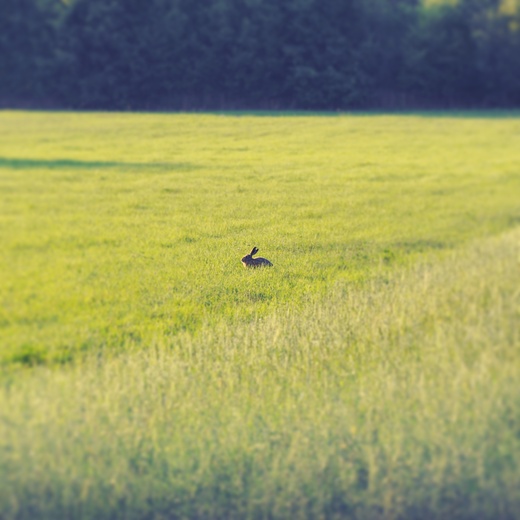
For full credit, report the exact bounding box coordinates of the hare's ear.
[251,247,259,256]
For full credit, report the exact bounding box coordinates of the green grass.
[0,111,519,365]
[0,111,519,519]
[1,228,519,519]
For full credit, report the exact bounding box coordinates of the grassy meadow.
[0,111,519,519]
[0,111,519,365]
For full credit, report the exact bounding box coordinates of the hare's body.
[241,247,273,268]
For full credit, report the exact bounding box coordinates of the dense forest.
[1,0,519,110]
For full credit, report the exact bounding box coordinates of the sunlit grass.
[1,228,518,519]
[0,111,519,364]
[0,111,519,518]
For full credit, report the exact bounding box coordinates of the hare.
[241,247,273,268]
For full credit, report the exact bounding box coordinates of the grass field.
[0,111,519,519]
[0,111,519,365]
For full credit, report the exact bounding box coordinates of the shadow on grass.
[0,157,198,172]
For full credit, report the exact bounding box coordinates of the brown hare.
[241,247,273,268]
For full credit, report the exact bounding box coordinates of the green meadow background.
[0,111,519,519]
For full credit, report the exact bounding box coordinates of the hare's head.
[241,247,258,265]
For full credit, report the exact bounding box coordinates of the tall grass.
[1,228,518,519]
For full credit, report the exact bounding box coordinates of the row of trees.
[1,0,519,110]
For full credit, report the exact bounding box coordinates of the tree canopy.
[1,0,519,109]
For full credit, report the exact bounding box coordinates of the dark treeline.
[1,0,519,110]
